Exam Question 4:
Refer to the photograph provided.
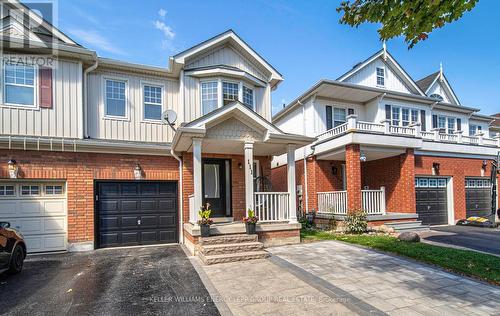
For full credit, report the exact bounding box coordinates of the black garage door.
[466,178,492,218]
[415,177,448,225]
[96,181,178,248]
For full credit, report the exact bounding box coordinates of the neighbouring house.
[0,1,314,255]
[272,47,500,228]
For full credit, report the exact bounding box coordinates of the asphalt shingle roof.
[416,72,439,93]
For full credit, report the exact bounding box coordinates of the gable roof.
[491,113,500,128]
[172,30,283,88]
[416,71,461,105]
[337,49,426,96]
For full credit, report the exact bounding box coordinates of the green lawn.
[301,229,500,285]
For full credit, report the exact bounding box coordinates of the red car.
[0,222,26,274]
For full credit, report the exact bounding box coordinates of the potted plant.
[243,209,258,235]
[198,203,213,237]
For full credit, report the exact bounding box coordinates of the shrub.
[345,210,367,234]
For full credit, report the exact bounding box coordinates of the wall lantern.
[238,162,243,169]
[482,160,488,170]
[360,152,367,162]
[8,159,18,179]
[433,162,440,175]
[331,166,338,176]
[134,164,143,180]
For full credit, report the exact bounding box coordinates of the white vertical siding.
[87,70,179,143]
[427,80,452,104]
[344,58,413,94]
[186,45,268,82]
[0,59,82,138]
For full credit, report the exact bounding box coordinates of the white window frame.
[376,67,385,87]
[2,63,38,108]
[242,84,255,110]
[447,117,456,134]
[469,124,482,136]
[437,115,457,134]
[103,77,129,121]
[333,107,347,127]
[0,185,15,197]
[21,185,40,196]
[141,81,165,123]
[222,80,239,106]
[45,184,64,195]
[391,106,420,127]
[200,80,219,115]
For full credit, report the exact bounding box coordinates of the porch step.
[385,221,430,232]
[199,250,269,265]
[199,234,258,246]
[197,242,264,256]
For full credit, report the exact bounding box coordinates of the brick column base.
[346,144,362,212]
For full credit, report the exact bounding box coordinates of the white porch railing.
[254,192,290,222]
[317,188,386,215]
[188,194,196,224]
[317,191,347,214]
[315,115,500,148]
[362,187,386,215]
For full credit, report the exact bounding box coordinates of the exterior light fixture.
[134,164,143,180]
[482,160,488,170]
[331,166,338,175]
[8,159,18,179]
[433,162,440,175]
[238,162,243,169]
[360,152,367,162]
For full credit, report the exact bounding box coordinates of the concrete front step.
[385,221,430,232]
[199,234,258,245]
[198,242,264,256]
[199,250,269,265]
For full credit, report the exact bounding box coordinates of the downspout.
[170,149,184,243]
[83,53,98,138]
[299,100,309,214]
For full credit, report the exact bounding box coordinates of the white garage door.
[0,182,67,253]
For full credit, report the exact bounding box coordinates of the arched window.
[430,93,443,101]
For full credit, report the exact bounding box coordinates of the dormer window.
[376,67,385,86]
[430,93,443,101]
[222,82,238,106]
[201,81,218,115]
[242,86,254,109]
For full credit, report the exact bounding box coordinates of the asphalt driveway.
[420,225,500,256]
[0,245,220,316]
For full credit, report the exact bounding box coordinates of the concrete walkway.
[269,241,500,316]
[200,241,500,315]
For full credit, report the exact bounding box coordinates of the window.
[203,163,220,198]
[438,179,447,187]
[0,185,15,196]
[242,86,254,109]
[4,64,36,106]
[143,85,162,120]
[402,108,410,126]
[45,185,63,195]
[201,81,218,115]
[438,116,446,129]
[333,108,347,127]
[469,124,482,136]
[105,79,126,117]
[411,109,419,124]
[392,107,400,126]
[21,185,39,196]
[429,179,438,187]
[447,117,456,134]
[222,82,238,106]
[376,67,385,86]
[430,94,443,101]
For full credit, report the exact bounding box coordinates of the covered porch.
[171,102,314,250]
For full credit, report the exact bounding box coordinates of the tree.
[337,0,479,48]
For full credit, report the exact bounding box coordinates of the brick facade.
[0,149,179,243]
[345,144,362,211]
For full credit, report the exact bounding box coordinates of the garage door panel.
[24,234,66,252]
[99,183,120,196]
[100,216,119,230]
[44,200,66,215]
[466,179,492,218]
[415,178,448,225]
[96,181,178,248]
[0,201,17,216]
[100,200,119,212]
[19,201,43,215]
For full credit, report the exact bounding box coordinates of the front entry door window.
[202,159,231,217]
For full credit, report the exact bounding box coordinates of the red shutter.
[39,67,53,109]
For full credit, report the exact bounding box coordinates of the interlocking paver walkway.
[268,240,500,316]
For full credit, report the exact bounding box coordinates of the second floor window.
[201,81,218,115]
[333,108,346,127]
[105,79,126,117]
[376,67,385,86]
[143,85,162,120]
[242,86,254,109]
[391,106,419,127]
[222,82,238,106]
[392,107,400,126]
[4,64,35,106]
[469,124,482,136]
[447,117,456,134]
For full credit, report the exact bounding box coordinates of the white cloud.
[67,28,125,55]
[154,8,175,50]
[158,8,167,19]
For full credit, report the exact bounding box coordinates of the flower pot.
[200,224,211,237]
[245,222,256,235]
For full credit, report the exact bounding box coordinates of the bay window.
[201,81,218,115]
[4,64,36,106]
[242,85,254,109]
[222,82,238,106]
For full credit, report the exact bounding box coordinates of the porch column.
[192,138,203,224]
[287,144,298,223]
[244,142,254,215]
[345,144,362,212]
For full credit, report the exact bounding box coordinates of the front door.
[202,159,231,217]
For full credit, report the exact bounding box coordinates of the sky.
[51,0,499,116]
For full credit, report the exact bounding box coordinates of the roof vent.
[352,62,362,69]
